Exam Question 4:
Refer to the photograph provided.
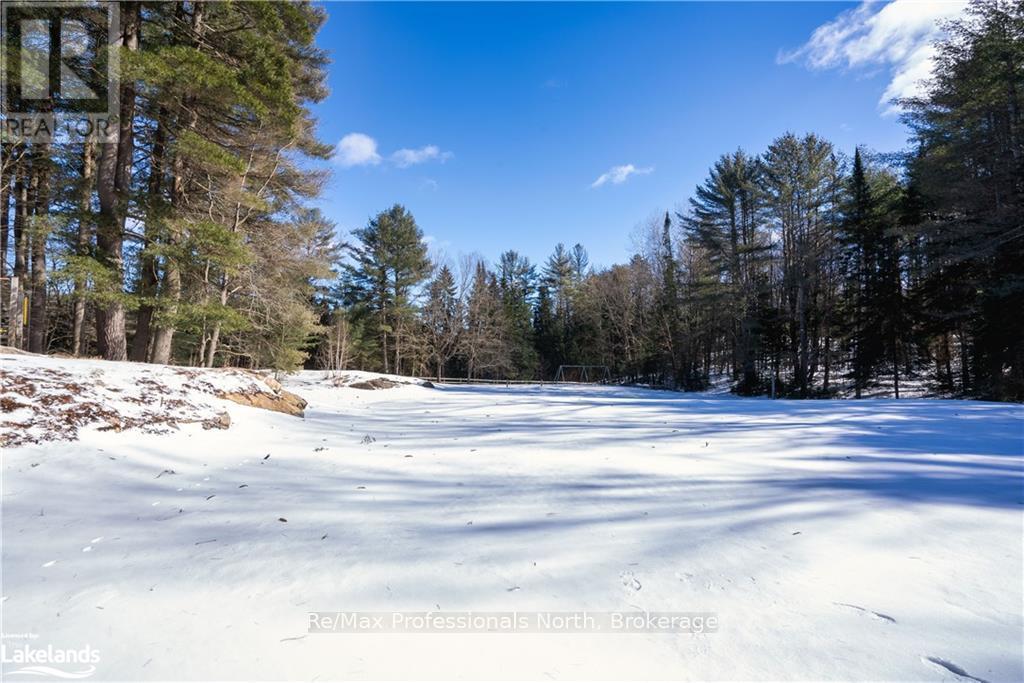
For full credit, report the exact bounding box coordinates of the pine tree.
[656,212,681,386]
[901,0,1024,399]
[685,151,770,392]
[841,148,884,397]
[541,243,578,368]
[463,261,508,379]
[497,250,539,378]
[423,264,462,380]
[762,133,843,396]
[343,204,430,374]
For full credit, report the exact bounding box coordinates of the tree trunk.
[892,344,900,399]
[823,335,831,394]
[72,136,97,356]
[796,282,809,397]
[95,1,140,361]
[381,309,390,373]
[10,167,28,349]
[131,109,168,362]
[149,264,180,363]
[394,318,402,375]
[0,173,9,278]
[958,326,970,393]
[150,1,205,364]
[942,332,954,391]
[28,145,51,353]
[203,280,228,367]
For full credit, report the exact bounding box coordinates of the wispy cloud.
[391,145,453,168]
[333,132,382,167]
[779,0,967,113]
[420,178,439,192]
[590,164,653,189]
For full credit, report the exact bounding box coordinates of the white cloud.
[335,134,453,170]
[334,133,382,167]
[590,164,653,189]
[779,0,968,112]
[391,145,453,168]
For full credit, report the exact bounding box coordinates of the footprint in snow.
[620,570,642,592]
[834,602,896,623]
[922,656,989,683]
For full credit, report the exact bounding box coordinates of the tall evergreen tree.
[840,148,885,397]
[685,151,769,392]
[342,204,430,374]
[901,0,1024,399]
[423,264,462,380]
[497,250,539,378]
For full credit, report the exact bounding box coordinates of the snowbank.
[0,353,305,448]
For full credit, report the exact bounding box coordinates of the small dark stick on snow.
[278,517,287,523]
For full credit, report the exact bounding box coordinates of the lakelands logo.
[1,642,100,679]
[1,0,120,142]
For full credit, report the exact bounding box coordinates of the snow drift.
[0,353,306,448]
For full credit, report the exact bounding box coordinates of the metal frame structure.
[554,365,612,384]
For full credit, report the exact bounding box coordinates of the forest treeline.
[1,1,1021,400]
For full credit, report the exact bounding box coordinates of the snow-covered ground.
[2,357,1022,681]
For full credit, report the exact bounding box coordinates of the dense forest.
[1,1,1021,400]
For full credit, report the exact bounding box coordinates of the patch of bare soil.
[348,378,401,390]
[173,368,307,416]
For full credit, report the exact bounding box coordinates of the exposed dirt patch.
[349,378,401,390]
[332,373,434,390]
[173,368,307,416]
[219,388,306,416]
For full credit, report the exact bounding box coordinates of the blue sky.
[311,1,962,269]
